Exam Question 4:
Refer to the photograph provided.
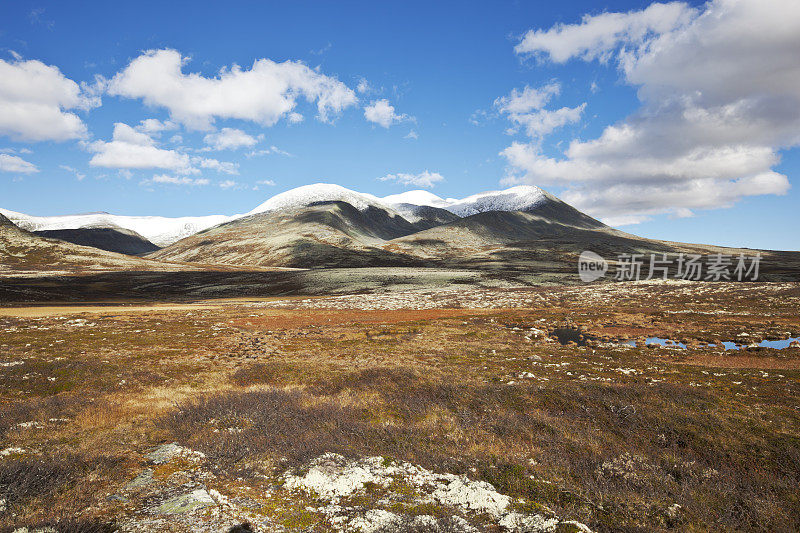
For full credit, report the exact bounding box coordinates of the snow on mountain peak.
[247,183,390,215]
[380,190,450,208]
[0,208,231,247]
[2,183,557,248]
[381,185,550,217]
[443,185,548,217]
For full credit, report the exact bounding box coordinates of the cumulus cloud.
[219,179,237,189]
[378,170,444,188]
[194,156,238,175]
[89,123,192,172]
[203,127,258,150]
[89,122,238,175]
[0,57,98,142]
[495,83,585,139]
[107,49,358,130]
[364,99,409,128]
[0,153,38,174]
[494,83,561,114]
[502,0,799,224]
[136,118,178,136]
[515,2,696,63]
[356,78,371,94]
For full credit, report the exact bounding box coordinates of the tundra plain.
[1,281,798,532]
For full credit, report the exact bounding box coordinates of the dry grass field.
[0,281,798,532]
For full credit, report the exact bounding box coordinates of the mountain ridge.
[0,183,572,248]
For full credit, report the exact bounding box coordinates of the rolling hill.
[34,226,159,255]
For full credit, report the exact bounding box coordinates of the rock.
[665,503,683,527]
[125,469,155,490]
[157,489,216,515]
[145,443,183,464]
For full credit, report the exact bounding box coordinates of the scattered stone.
[157,488,215,515]
[126,469,155,490]
[144,443,204,464]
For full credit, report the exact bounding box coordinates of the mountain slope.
[1,184,603,248]
[382,210,642,265]
[33,226,160,255]
[0,208,231,247]
[149,201,420,268]
[0,212,170,273]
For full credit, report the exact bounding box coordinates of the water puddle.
[548,327,800,351]
[550,327,588,346]
[617,336,799,350]
[709,338,800,351]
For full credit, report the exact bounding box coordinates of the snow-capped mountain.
[0,208,232,247]
[441,186,549,217]
[381,185,549,217]
[248,183,392,216]
[380,190,452,209]
[0,183,557,247]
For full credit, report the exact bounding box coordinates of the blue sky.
[1,0,798,250]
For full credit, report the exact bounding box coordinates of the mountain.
[388,204,461,229]
[149,183,643,270]
[382,210,649,266]
[0,212,169,273]
[0,184,600,251]
[33,225,160,255]
[248,183,390,215]
[381,190,452,209]
[381,185,571,217]
[0,208,232,247]
[149,201,420,268]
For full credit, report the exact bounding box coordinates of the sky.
[1,0,798,250]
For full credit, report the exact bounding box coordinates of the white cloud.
[495,82,586,140]
[108,49,357,130]
[203,127,258,150]
[89,123,192,172]
[378,170,444,188]
[59,164,85,181]
[89,123,238,175]
[515,2,696,63]
[136,118,178,135]
[494,82,560,114]
[404,130,418,140]
[356,78,371,94]
[364,99,409,128]
[503,0,799,224]
[145,174,210,186]
[0,153,38,174]
[256,179,276,186]
[194,156,238,175]
[309,42,332,56]
[0,57,98,142]
[246,145,293,158]
[219,179,237,189]
[0,147,33,155]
